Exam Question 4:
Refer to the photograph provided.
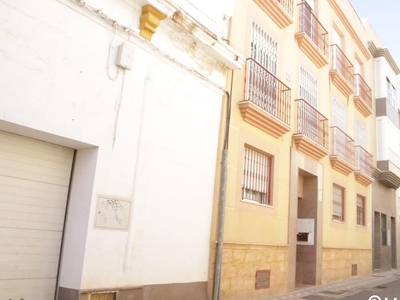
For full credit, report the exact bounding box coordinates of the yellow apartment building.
[209,0,378,299]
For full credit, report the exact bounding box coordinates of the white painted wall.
[374,57,398,99]
[374,55,400,169]
[376,117,400,165]
[179,0,234,37]
[0,0,235,291]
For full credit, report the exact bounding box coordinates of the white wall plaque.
[95,195,131,230]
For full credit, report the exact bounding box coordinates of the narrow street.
[265,271,400,300]
[341,278,400,300]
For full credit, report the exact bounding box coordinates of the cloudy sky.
[350,0,400,67]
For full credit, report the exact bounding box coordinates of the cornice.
[368,41,400,75]
[147,0,244,70]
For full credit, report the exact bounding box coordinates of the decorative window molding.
[332,184,345,222]
[242,146,272,206]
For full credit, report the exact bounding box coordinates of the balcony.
[354,146,374,186]
[329,127,355,175]
[239,58,291,137]
[354,74,372,117]
[293,99,329,160]
[254,0,294,29]
[295,2,329,68]
[375,149,400,189]
[330,44,354,97]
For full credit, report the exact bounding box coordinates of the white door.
[0,131,74,300]
[354,59,361,95]
[300,66,318,142]
[332,98,347,158]
[332,29,342,70]
[332,28,341,48]
[333,98,346,131]
[354,59,361,75]
[304,0,315,10]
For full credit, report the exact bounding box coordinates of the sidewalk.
[263,270,400,299]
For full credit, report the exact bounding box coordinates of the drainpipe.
[212,70,234,300]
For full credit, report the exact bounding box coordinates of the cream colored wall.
[317,0,374,252]
[224,109,291,245]
[225,0,375,249]
[223,0,295,246]
[218,1,376,296]
[322,171,371,249]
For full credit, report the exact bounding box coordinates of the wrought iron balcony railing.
[295,99,329,149]
[254,0,294,29]
[355,145,373,176]
[243,58,291,125]
[354,73,372,115]
[278,0,294,17]
[330,126,355,166]
[331,44,354,87]
[298,2,328,57]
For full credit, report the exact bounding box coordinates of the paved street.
[264,270,400,300]
[341,278,400,300]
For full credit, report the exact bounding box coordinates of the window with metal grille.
[357,195,365,226]
[300,66,318,107]
[333,98,346,131]
[387,78,397,108]
[332,184,345,221]
[356,120,366,148]
[299,66,318,142]
[250,20,278,75]
[242,146,272,205]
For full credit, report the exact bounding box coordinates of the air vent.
[90,292,117,300]
[255,270,270,289]
[351,264,357,276]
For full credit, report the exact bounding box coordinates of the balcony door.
[299,66,318,142]
[250,20,278,75]
[333,98,347,158]
[356,120,367,171]
[354,59,361,95]
[356,120,366,148]
[300,0,317,43]
[332,28,344,72]
[250,20,278,115]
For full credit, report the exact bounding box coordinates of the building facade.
[0,0,242,299]
[210,0,379,299]
[365,21,400,272]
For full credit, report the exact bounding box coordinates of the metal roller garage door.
[0,131,74,300]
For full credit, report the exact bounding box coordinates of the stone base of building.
[58,281,207,300]
[210,243,289,300]
[322,247,372,284]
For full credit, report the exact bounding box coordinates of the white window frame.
[357,194,366,226]
[354,58,361,75]
[356,119,366,148]
[300,65,318,107]
[242,146,272,206]
[332,28,342,48]
[333,98,346,131]
[332,184,345,222]
[387,77,397,108]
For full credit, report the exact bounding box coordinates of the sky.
[350,0,400,67]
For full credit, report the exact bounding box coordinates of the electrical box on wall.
[116,42,134,70]
[297,218,315,245]
[95,195,131,230]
